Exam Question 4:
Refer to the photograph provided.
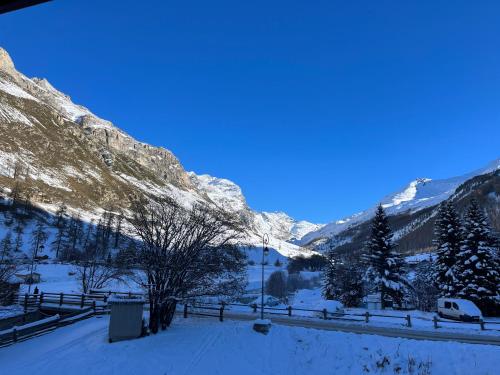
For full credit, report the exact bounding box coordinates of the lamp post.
[261,233,269,320]
[28,243,44,294]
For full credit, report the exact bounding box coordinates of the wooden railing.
[0,308,94,348]
[182,300,500,332]
[2,290,498,349]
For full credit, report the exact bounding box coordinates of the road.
[217,311,500,346]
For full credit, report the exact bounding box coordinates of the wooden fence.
[182,300,500,332]
[0,308,94,348]
[2,290,499,348]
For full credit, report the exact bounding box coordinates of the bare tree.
[127,197,247,333]
[75,223,124,294]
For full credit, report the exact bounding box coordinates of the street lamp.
[28,243,44,294]
[261,233,269,320]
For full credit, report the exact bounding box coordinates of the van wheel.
[438,312,443,318]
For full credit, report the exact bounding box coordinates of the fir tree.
[52,218,66,259]
[115,240,137,268]
[433,201,463,297]
[0,231,13,262]
[31,219,48,258]
[52,203,67,227]
[363,204,407,309]
[412,260,439,311]
[455,200,499,315]
[13,221,23,253]
[323,251,364,307]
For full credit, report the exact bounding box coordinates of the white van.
[437,298,482,321]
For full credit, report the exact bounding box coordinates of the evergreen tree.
[114,212,123,249]
[51,203,67,259]
[52,203,67,227]
[433,202,463,297]
[412,260,439,311]
[323,251,364,307]
[0,231,13,262]
[31,219,48,258]
[52,218,66,259]
[61,215,83,261]
[13,221,23,253]
[363,204,407,308]
[115,240,137,268]
[455,200,499,315]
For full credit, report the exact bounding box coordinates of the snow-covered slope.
[0,47,318,258]
[187,172,322,254]
[299,159,500,246]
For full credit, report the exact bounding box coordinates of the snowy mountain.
[0,47,318,257]
[188,173,322,242]
[299,159,500,247]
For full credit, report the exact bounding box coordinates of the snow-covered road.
[219,311,500,346]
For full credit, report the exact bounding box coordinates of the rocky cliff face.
[0,47,318,256]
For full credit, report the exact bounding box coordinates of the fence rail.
[2,290,499,348]
[182,300,500,332]
[0,308,95,348]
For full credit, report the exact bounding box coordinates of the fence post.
[59,293,64,306]
[219,304,224,322]
[406,314,412,328]
[183,304,188,318]
[23,293,28,313]
[40,292,44,305]
[287,306,292,317]
[480,319,485,331]
[433,316,438,329]
[12,328,17,342]
[81,294,85,309]
[92,300,96,313]
[252,303,257,313]
[322,308,327,320]
[365,311,370,323]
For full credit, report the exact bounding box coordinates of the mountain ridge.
[0,47,318,258]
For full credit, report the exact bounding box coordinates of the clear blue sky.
[2,0,499,223]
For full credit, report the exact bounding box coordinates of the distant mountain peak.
[299,157,500,247]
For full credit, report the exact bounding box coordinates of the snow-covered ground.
[1,316,498,375]
[12,263,500,335]
[17,263,140,294]
[20,262,291,295]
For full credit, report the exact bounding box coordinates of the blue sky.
[1,0,499,223]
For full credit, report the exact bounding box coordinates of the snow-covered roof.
[108,295,145,305]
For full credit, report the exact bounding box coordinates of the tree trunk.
[160,299,177,330]
[149,301,160,334]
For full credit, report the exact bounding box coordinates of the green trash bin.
[108,295,145,343]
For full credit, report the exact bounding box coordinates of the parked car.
[437,298,482,321]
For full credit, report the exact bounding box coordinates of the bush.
[286,273,305,293]
[265,270,288,301]
[274,258,282,267]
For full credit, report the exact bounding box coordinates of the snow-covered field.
[1,316,498,375]
[17,263,140,294]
